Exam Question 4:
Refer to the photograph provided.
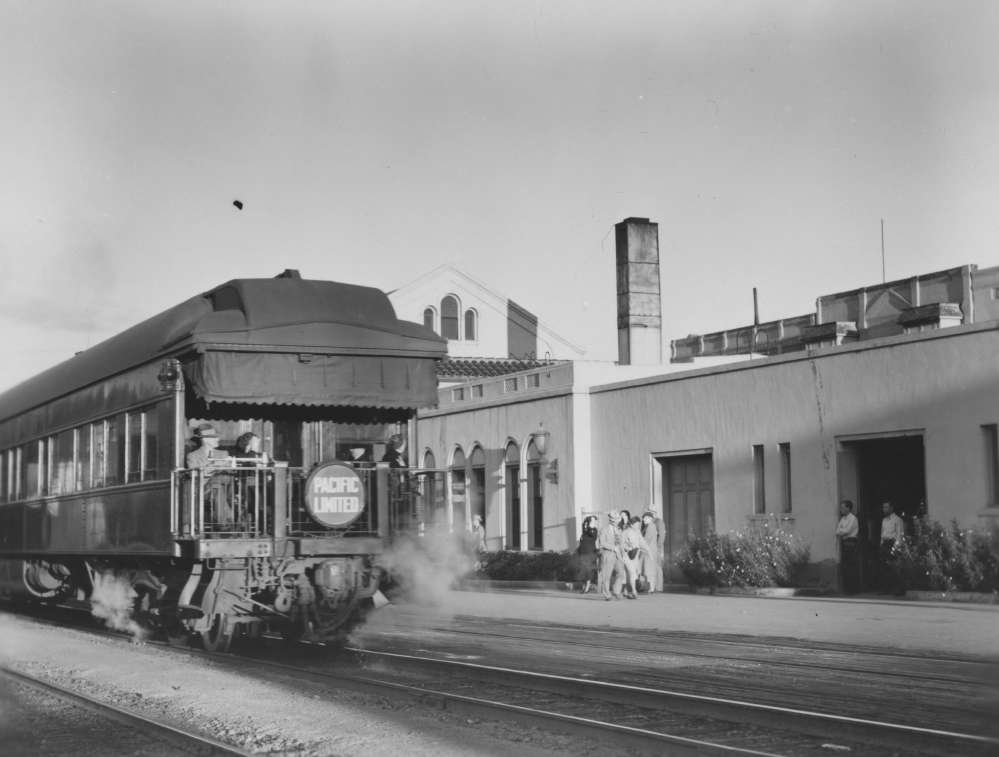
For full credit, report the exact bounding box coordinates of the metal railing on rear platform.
[172,462,417,540]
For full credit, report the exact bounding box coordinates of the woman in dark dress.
[573,516,599,593]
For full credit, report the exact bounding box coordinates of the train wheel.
[200,613,232,653]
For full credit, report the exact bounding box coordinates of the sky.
[1,1,996,391]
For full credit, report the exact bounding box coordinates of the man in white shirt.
[596,511,624,601]
[836,500,860,594]
[879,501,906,595]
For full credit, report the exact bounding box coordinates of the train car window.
[78,424,92,490]
[144,406,161,479]
[0,450,6,504]
[106,415,125,486]
[92,421,107,488]
[127,410,143,483]
[155,402,173,477]
[50,429,75,495]
[11,448,21,500]
[22,440,43,499]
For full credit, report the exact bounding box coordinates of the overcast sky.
[1,1,996,390]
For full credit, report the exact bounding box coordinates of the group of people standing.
[571,508,665,600]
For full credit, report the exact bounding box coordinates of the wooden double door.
[660,453,714,577]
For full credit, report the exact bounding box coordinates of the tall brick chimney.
[615,217,663,365]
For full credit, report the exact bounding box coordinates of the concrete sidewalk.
[428,582,999,659]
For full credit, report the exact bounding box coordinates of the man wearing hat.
[186,423,225,470]
[595,510,624,600]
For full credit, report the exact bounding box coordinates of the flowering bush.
[475,550,575,581]
[894,518,999,592]
[675,516,810,588]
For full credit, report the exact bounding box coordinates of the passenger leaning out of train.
[233,431,270,466]
[186,424,228,469]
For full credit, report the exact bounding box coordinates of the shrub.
[894,518,999,593]
[475,550,575,581]
[675,516,811,589]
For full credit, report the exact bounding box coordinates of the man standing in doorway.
[836,500,860,594]
[879,501,905,595]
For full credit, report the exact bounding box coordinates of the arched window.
[526,439,544,550]
[441,296,459,340]
[450,446,467,527]
[464,309,477,341]
[469,445,486,529]
[504,441,521,550]
[423,307,435,332]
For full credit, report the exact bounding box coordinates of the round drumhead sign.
[304,463,366,528]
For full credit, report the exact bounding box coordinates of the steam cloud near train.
[376,524,478,607]
[90,573,146,641]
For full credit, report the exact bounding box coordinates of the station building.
[388,219,999,589]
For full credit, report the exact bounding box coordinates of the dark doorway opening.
[838,434,926,592]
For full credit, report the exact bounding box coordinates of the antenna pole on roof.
[881,219,886,284]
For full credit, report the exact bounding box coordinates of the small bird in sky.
[233,200,243,210]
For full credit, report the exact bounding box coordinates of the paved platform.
[408,584,999,659]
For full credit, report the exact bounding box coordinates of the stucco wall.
[588,324,999,564]
[416,392,578,551]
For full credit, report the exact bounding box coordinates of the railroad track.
[6,604,996,756]
[345,646,997,757]
[0,666,252,756]
[363,613,993,687]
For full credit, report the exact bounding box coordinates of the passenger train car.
[0,270,446,650]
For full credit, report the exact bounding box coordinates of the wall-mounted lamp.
[157,359,183,393]
[531,425,550,457]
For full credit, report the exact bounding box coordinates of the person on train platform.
[619,516,649,599]
[185,424,227,469]
[640,512,662,593]
[596,511,624,600]
[879,501,906,595]
[469,514,487,553]
[567,515,599,593]
[836,500,860,594]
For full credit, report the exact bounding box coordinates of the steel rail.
[0,666,252,757]
[348,646,999,755]
[350,673,786,757]
[0,612,777,756]
[367,615,990,685]
[6,604,994,755]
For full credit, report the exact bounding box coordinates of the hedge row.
[895,518,999,592]
[674,522,810,589]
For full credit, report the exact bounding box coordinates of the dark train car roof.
[0,275,447,421]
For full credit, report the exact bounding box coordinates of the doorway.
[837,434,926,592]
[659,453,714,580]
